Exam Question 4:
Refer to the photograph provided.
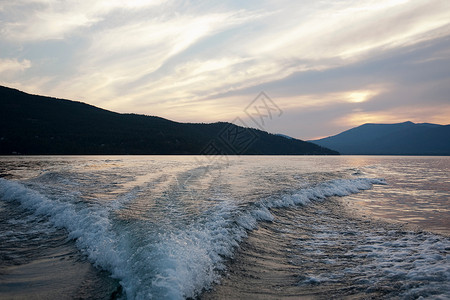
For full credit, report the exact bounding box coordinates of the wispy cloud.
[335,104,450,128]
[0,0,449,138]
[0,58,31,73]
[0,0,168,41]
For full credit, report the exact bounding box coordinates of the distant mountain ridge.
[310,121,450,155]
[0,86,337,155]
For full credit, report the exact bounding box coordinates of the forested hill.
[0,86,337,155]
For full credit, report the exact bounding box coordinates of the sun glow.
[345,90,380,103]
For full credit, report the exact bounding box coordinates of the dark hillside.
[0,86,337,155]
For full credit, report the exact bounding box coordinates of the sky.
[1,0,449,140]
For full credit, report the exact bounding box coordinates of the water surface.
[0,156,448,299]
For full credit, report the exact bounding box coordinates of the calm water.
[0,156,449,299]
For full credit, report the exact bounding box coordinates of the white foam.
[0,176,387,299]
[0,178,245,299]
[296,220,450,298]
[0,178,133,296]
[263,178,386,210]
[137,177,387,298]
[355,232,449,298]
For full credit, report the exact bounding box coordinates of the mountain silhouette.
[310,121,450,155]
[0,86,337,155]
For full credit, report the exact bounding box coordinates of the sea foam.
[0,177,386,299]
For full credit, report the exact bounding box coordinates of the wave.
[0,177,386,299]
[0,178,132,294]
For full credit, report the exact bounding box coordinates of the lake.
[0,156,449,299]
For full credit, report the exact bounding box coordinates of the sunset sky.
[1,0,449,139]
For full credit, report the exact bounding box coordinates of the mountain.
[0,86,337,155]
[310,121,450,155]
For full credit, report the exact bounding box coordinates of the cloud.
[0,0,449,139]
[0,58,33,85]
[0,0,167,41]
[1,2,96,41]
[110,0,450,114]
[0,58,31,73]
[334,104,450,128]
[41,7,265,108]
[83,11,250,78]
[233,34,450,139]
